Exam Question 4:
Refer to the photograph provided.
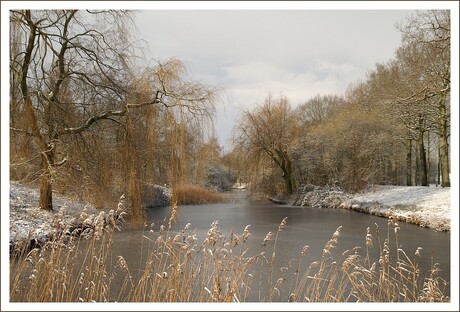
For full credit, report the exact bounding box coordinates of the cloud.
[218,60,356,108]
[133,9,417,148]
[211,59,363,148]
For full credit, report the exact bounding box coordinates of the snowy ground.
[342,184,451,232]
[5,182,452,250]
[8,181,100,247]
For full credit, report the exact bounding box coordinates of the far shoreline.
[287,184,450,232]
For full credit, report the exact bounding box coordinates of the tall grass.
[9,200,449,303]
[10,199,127,302]
[172,184,225,205]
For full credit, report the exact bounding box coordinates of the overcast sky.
[1,2,456,152]
[134,7,415,149]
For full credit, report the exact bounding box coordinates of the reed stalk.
[9,203,449,303]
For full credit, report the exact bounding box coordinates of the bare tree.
[396,10,450,187]
[296,94,345,127]
[10,10,218,211]
[365,60,427,186]
[234,94,297,195]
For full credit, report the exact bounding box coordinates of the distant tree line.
[231,10,450,196]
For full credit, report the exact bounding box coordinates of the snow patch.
[293,184,450,232]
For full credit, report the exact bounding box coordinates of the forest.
[229,10,450,196]
[9,9,451,222]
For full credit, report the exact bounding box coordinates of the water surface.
[111,190,450,301]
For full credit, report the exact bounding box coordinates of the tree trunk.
[25,94,54,210]
[437,149,441,186]
[415,147,419,186]
[417,118,428,186]
[282,171,294,195]
[406,135,412,186]
[39,155,53,211]
[20,11,55,210]
[438,96,450,187]
[426,132,430,184]
[277,149,294,194]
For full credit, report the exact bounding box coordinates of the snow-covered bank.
[292,184,451,232]
[6,182,451,254]
[9,181,99,246]
[7,180,175,252]
[8,181,131,254]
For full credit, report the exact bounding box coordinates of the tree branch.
[63,91,160,134]
[10,127,33,136]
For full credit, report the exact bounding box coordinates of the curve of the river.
[110,190,450,302]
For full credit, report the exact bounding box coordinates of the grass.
[9,199,450,303]
[172,184,225,205]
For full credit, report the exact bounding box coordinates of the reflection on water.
[110,190,450,301]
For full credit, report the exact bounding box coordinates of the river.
[109,190,450,302]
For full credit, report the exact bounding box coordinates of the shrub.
[173,184,225,205]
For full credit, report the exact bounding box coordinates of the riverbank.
[8,181,100,248]
[6,181,451,252]
[291,184,451,232]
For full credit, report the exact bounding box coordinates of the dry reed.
[172,184,225,205]
[9,200,449,303]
